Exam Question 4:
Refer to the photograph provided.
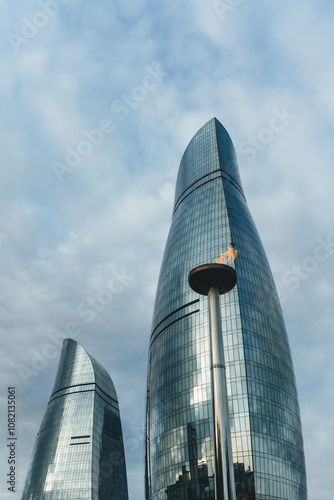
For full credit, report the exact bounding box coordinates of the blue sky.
[0,1,333,498]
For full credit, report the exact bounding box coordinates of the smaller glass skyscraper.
[21,338,129,500]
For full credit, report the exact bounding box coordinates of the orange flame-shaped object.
[214,247,238,265]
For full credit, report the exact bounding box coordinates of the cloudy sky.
[0,1,333,499]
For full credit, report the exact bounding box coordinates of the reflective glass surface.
[146,119,307,499]
[22,339,128,500]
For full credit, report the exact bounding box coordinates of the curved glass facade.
[145,118,307,499]
[22,338,128,500]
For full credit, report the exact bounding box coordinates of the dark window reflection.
[234,463,255,500]
[166,423,214,499]
[165,423,255,500]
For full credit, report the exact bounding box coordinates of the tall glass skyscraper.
[145,118,307,499]
[22,338,129,500]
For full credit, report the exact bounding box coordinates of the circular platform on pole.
[188,263,237,296]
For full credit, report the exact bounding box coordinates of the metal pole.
[208,287,236,500]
